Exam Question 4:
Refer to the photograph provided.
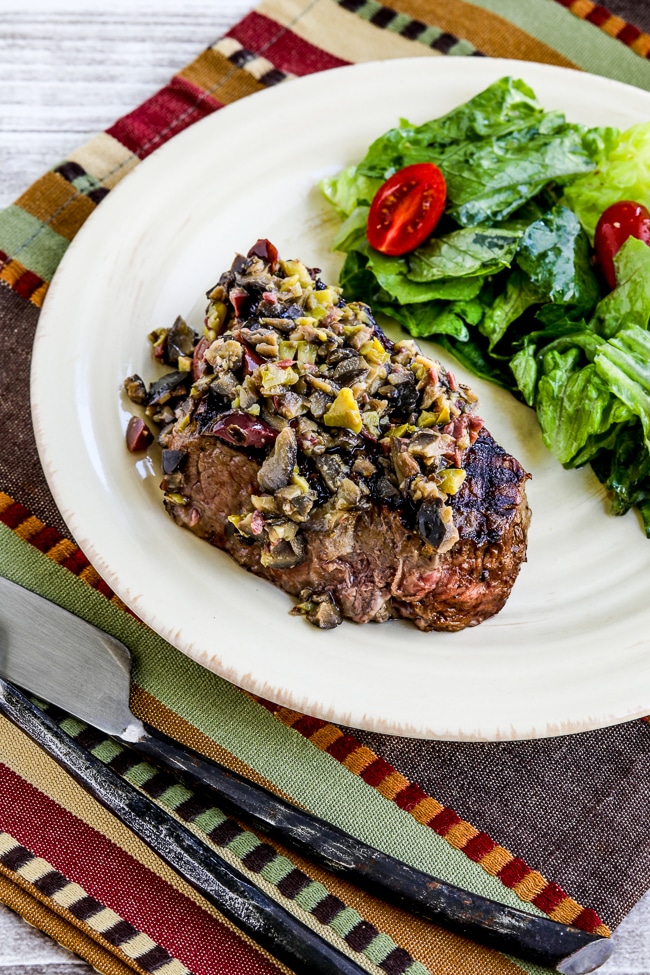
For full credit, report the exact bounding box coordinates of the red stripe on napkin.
[227,12,350,75]
[0,764,284,975]
[107,76,223,159]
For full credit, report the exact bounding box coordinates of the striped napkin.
[2,2,650,973]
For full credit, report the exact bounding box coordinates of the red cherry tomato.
[594,200,650,290]
[367,163,446,256]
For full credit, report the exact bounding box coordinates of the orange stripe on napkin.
[257,699,611,936]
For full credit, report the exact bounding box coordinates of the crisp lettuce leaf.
[363,247,483,302]
[437,335,515,389]
[408,227,522,281]
[516,205,599,314]
[375,270,483,304]
[510,346,538,406]
[338,251,380,306]
[536,349,631,465]
[594,325,650,449]
[331,206,369,252]
[480,269,542,350]
[338,249,482,306]
[358,77,545,178]
[590,236,650,339]
[563,122,650,241]
[590,421,650,524]
[439,120,598,227]
[377,299,469,341]
[320,167,381,217]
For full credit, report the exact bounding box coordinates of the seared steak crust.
[165,426,530,631]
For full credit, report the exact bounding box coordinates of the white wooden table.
[0,1,649,971]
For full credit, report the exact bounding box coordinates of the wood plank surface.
[0,1,649,972]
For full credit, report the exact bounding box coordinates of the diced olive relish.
[125,241,484,560]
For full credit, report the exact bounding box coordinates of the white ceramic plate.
[32,58,650,741]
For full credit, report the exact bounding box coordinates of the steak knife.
[0,575,613,974]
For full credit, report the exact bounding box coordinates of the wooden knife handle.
[132,722,613,974]
[0,677,376,975]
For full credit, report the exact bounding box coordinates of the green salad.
[320,76,650,536]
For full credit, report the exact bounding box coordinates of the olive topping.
[165,316,197,366]
[161,449,187,474]
[125,416,154,452]
[247,238,279,269]
[129,242,485,626]
[258,427,298,493]
[123,374,147,405]
[416,499,458,553]
[206,411,278,450]
[147,370,191,407]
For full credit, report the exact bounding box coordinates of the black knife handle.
[132,722,613,975]
[0,677,375,975]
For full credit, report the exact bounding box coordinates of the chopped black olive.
[417,500,446,548]
[147,371,190,406]
[165,316,197,365]
[162,449,187,474]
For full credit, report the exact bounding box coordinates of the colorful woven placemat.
[2,1,650,972]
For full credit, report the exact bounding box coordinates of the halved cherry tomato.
[367,163,446,256]
[594,200,650,290]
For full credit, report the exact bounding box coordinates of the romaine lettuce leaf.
[437,335,515,389]
[536,349,631,465]
[338,251,380,306]
[320,167,381,217]
[408,227,522,281]
[594,325,650,448]
[590,236,650,339]
[331,206,369,252]
[440,122,598,226]
[363,247,484,302]
[590,421,650,524]
[358,77,545,178]
[480,269,541,350]
[376,299,469,341]
[510,346,538,406]
[516,205,599,314]
[375,270,483,304]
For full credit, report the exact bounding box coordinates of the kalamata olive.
[147,370,190,406]
[385,378,419,416]
[192,336,210,380]
[332,355,369,386]
[595,201,650,289]
[314,453,348,493]
[257,426,297,492]
[123,374,147,405]
[205,410,279,449]
[161,449,187,474]
[372,476,401,503]
[417,500,446,548]
[126,416,153,452]
[165,315,197,365]
[247,238,279,268]
[229,287,250,318]
[282,303,303,320]
[240,341,264,376]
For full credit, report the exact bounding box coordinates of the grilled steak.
[126,241,530,630]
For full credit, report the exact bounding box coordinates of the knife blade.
[0,576,614,974]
